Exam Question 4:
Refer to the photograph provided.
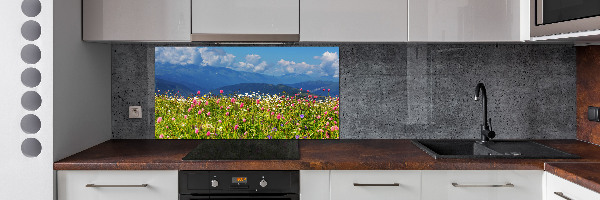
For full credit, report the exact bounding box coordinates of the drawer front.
[330,170,421,200]
[57,170,178,200]
[422,170,542,200]
[546,172,600,200]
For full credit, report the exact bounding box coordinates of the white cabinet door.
[545,172,600,200]
[300,170,330,200]
[192,0,299,34]
[57,170,178,200]
[409,0,529,42]
[422,170,542,200]
[330,170,420,200]
[300,0,408,42]
[83,0,191,41]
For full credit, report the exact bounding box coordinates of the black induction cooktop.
[182,140,300,160]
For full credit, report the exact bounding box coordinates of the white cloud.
[245,54,261,64]
[155,47,236,68]
[276,59,318,76]
[235,61,268,72]
[197,47,235,67]
[314,51,340,77]
[155,47,201,65]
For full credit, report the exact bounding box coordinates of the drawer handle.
[451,183,514,188]
[554,192,573,200]
[86,184,149,188]
[353,183,400,186]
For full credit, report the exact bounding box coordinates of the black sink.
[412,140,579,159]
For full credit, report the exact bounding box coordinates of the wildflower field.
[155,90,339,139]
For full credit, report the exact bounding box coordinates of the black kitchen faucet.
[474,83,495,143]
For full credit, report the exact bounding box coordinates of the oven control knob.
[259,179,267,187]
[211,180,219,188]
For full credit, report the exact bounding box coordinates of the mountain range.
[155,63,339,97]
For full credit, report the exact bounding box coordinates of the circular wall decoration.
[21,44,41,64]
[21,138,42,157]
[21,68,41,88]
[21,20,41,41]
[21,0,41,17]
[21,91,42,111]
[20,114,41,134]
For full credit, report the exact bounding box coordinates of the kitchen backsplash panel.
[112,43,576,139]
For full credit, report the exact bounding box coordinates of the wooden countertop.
[545,162,600,194]
[54,139,600,171]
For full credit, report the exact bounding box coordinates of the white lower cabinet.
[57,170,178,200]
[330,170,421,200]
[421,170,543,200]
[545,172,600,200]
[300,170,330,200]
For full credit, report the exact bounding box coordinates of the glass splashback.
[155,47,339,139]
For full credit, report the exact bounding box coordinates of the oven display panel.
[232,177,247,184]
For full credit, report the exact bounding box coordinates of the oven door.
[180,194,299,200]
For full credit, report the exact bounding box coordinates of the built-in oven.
[179,171,299,200]
[532,0,600,37]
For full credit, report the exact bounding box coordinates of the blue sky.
[155,47,339,78]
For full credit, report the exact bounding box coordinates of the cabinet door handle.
[554,192,573,200]
[451,183,514,188]
[86,184,149,188]
[353,183,400,186]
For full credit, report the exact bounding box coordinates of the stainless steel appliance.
[532,0,600,37]
[179,171,299,200]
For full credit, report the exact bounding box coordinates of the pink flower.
[171,117,175,121]
[333,107,337,110]
[207,131,211,136]
[308,95,312,98]
[325,111,328,115]
[326,122,330,126]
[317,115,321,119]
[220,90,223,94]
[261,107,264,111]
[242,118,246,122]
[218,120,222,123]
[166,126,169,129]
[330,125,339,131]
[314,96,318,99]
[198,110,202,115]
[328,89,330,92]
[256,99,260,104]
[277,113,282,120]
[271,112,275,115]
[159,134,164,139]
[234,125,239,130]
[307,90,310,93]
[220,106,223,109]
[197,91,201,95]
[156,117,162,123]
[195,128,199,134]
[207,112,211,116]
[225,112,229,116]
[184,115,188,119]
[323,89,325,91]
[205,101,209,106]
[216,99,220,104]
[240,103,244,108]
[231,98,235,103]
[188,108,192,112]
[300,88,302,91]
[192,99,197,104]
[291,103,294,107]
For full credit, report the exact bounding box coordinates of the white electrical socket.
[129,106,142,118]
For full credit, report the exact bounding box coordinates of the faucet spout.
[474,83,495,142]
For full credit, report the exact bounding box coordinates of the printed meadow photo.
[155,47,340,139]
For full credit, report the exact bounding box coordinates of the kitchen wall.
[112,43,576,139]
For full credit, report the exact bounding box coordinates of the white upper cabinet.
[191,0,300,41]
[409,0,530,42]
[83,0,191,41]
[300,0,408,42]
